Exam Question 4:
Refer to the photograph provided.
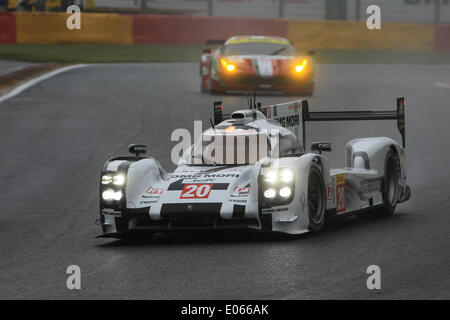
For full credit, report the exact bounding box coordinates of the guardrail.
[0,12,448,52]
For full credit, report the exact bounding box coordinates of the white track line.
[0,64,87,104]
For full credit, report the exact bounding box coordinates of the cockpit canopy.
[181,109,303,166]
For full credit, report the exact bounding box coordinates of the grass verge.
[1,44,450,64]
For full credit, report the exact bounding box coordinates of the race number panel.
[336,174,346,213]
[180,184,213,199]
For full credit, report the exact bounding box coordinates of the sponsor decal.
[180,184,213,199]
[274,114,299,128]
[185,178,216,183]
[360,179,381,194]
[140,200,157,204]
[233,187,251,194]
[288,102,301,111]
[146,186,163,195]
[171,174,239,178]
[230,186,251,200]
[326,183,333,200]
[336,174,346,213]
[262,207,289,214]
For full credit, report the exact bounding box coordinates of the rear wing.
[213,97,406,149]
[301,97,406,148]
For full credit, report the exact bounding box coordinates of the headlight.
[221,59,236,72]
[113,174,125,186]
[280,169,294,183]
[295,59,308,73]
[101,174,112,185]
[102,189,122,201]
[260,167,295,206]
[279,187,292,198]
[264,170,278,183]
[264,188,276,199]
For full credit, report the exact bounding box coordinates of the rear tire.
[307,163,326,233]
[380,150,400,216]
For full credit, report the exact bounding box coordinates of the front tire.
[307,163,326,233]
[380,150,400,216]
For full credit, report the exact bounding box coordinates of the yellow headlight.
[221,59,236,72]
[295,59,308,73]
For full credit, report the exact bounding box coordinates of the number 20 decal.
[180,184,213,199]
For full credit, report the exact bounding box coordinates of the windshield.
[222,43,295,56]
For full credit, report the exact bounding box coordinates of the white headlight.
[101,175,112,185]
[280,169,294,183]
[279,187,292,198]
[102,189,122,201]
[112,191,123,201]
[264,188,276,199]
[264,170,277,183]
[113,174,125,186]
[102,189,114,200]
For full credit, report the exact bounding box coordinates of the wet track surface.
[0,63,449,299]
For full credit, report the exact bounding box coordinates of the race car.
[97,97,410,239]
[200,35,315,95]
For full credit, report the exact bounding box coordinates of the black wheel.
[307,163,326,232]
[380,150,400,216]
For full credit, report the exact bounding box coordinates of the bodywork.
[98,98,410,238]
[200,36,315,95]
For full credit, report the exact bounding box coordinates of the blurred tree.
[0,0,8,12]
[61,0,74,11]
[17,0,34,11]
[36,0,46,11]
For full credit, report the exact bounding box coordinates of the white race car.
[97,97,411,239]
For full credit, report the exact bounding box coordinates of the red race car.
[200,35,315,95]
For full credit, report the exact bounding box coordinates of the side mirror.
[128,144,147,157]
[203,48,212,54]
[311,142,331,154]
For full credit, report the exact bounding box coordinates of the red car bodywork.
[200,36,315,95]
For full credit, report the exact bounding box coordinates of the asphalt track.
[0,62,449,299]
